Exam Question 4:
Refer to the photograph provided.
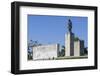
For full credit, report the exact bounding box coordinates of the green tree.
[74,37,79,41]
[60,45,65,57]
[84,47,88,55]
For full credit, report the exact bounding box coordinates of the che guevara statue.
[67,19,72,33]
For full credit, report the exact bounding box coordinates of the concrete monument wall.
[80,40,84,56]
[74,40,84,56]
[74,40,80,56]
[32,44,60,60]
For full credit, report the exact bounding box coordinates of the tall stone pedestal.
[74,40,84,56]
[65,32,74,56]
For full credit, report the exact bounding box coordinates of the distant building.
[32,44,60,60]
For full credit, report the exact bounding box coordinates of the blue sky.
[28,15,88,47]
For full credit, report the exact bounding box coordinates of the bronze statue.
[67,19,72,33]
